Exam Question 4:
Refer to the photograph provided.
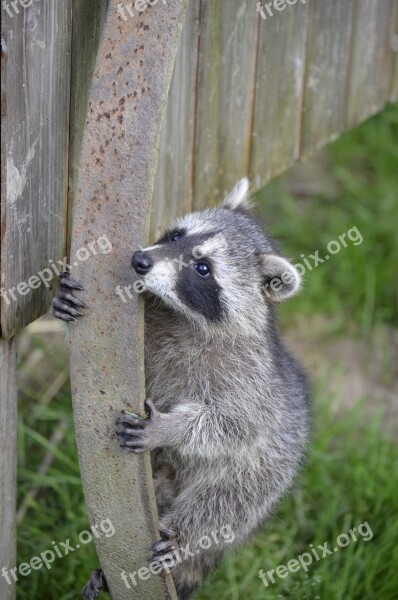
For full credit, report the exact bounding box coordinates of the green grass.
[16,334,97,600]
[16,336,398,599]
[254,103,398,331]
[196,401,398,600]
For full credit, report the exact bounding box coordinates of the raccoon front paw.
[151,528,178,571]
[52,271,86,323]
[81,568,109,599]
[116,399,164,453]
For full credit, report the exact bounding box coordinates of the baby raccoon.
[52,178,310,600]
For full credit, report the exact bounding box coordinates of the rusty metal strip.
[68,1,188,598]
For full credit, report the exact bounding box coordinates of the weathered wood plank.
[68,0,188,597]
[1,0,394,340]
[300,0,354,158]
[1,1,72,338]
[389,0,398,102]
[192,0,259,209]
[250,0,309,186]
[68,0,109,254]
[152,0,394,205]
[346,0,396,129]
[0,338,17,600]
[150,0,200,242]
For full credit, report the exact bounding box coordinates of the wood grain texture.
[389,0,398,101]
[68,0,110,255]
[150,0,200,243]
[68,1,188,597]
[300,0,354,159]
[2,0,395,340]
[192,0,259,209]
[250,0,309,186]
[346,0,396,128]
[1,1,72,338]
[0,338,17,600]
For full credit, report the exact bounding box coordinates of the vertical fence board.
[150,0,200,242]
[192,0,259,209]
[250,0,309,186]
[346,0,395,128]
[389,0,398,101]
[1,1,72,338]
[300,0,354,159]
[0,338,17,600]
[1,0,395,337]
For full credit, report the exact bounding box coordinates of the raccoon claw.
[116,399,163,453]
[52,272,86,323]
[52,310,77,323]
[81,568,109,599]
[151,537,178,570]
[116,415,148,453]
[59,271,84,290]
[52,298,82,318]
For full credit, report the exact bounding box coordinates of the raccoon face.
[131,178,301,330]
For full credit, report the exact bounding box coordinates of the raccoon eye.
[170,232,182,242]
[194,262,211,278]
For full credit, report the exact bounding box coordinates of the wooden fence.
[1,1,397,599]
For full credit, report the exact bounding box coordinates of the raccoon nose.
[131,251,153,274]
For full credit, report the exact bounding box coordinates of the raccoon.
[52,178,310,600]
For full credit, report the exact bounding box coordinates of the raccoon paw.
[151,530,178,570]
[81,568,109,599]
[52,272,86,323]
[116,399,163,453]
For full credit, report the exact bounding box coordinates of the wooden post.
[0,1,72,337]
[68,0,188,598]
[0,339,17,600]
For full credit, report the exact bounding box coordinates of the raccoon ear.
[222,177,253,211]
[260,255,301,302]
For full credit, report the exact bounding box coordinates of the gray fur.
[135,179,310,598]
[53,179,310,600]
